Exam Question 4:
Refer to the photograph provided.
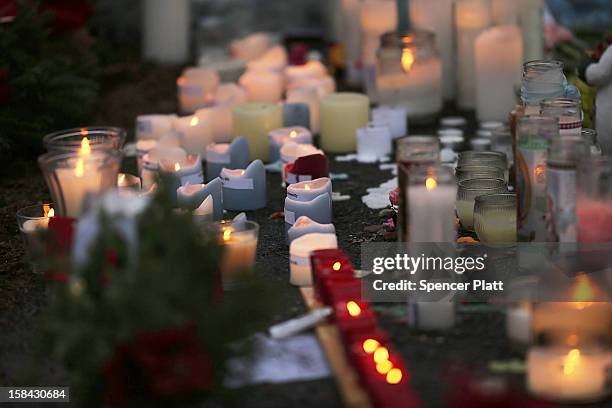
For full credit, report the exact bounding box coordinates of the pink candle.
[577,199,612,243]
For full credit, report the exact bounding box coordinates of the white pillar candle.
[287,86,320,133]
[475,25,523,122]
[372,106,407,139]
[177,177,223,220]
[220,160,266,211]
[239,70,284,103]
[356,122,392,162]
[527,346,612,403]
[320,93,370,153]
[287,216,336,244]
[233,102,283,162]
[173,114,212,157]
[455,0,492,109]
[53,152,106,217]
[280,142,324,184]
[289,233,338,286]
[407,298,456,331]
[142,0,189,64]
[136,114,177,141]
[410,0,455,100]
[246,45,288,73]
[284,193,333,231]
[287,177,332,203]
[519,0,544,61]
[230,32,271,62]
[205,136,250,181]
[177,67,221,113]
[268,127,313,163]
[506,303,532,345]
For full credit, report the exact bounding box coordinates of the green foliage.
[0,0,99,159]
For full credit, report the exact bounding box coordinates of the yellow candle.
[233,102,283,162]
[320,93,369,153]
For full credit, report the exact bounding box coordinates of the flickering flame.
[223,228,232,242]
[47,208,55,218]
[80,136,91,155]
[563,349,581,376]
[305,184,311,191]
[401,48,414,72]
[425,177,437,191]
[346,301,362,317]
[43,205,54,218]
[373,347,389,363]
[118,174,126,185]
[362,339,380,354]
[376,360,393,375]
[572,274,595,307]
[174,163,181,172]
[386,368,403,384]
[289,130,297,139]
[332,261,341,271]
[190,116,199,126]
[240,170,245,175]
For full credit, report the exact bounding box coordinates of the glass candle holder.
[457,178,507,231]
[581,128,602,156]
[541,97,582,137]
[210,220,259,289]
[455,165,504,182]
[38,150,122,217]
[473,193,516,246]
[43,127,126,152]
[576,157,612,243]
[521,60,567,115]
[16,203,55,272]
[376,30,442,122]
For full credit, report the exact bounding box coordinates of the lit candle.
[141,146,187,191]
[177,67,220,113]
[217,220,260,289]
[287,216,336,244]
[280,142,326,184]
[19,204,55,233]
[230,32,271,62]
[268,127,313,163]
[173,114,212,157]
[117,173,141,192]
[356,122,392,162]
[246,45,288,73]
[176,177,223,220]
[320,93,369,153]
[282,102,310,130]
[286,87,320,133]
[285,185,332,232]
[205,137,250,181]
[289,232,338,286]
[220,160,267,211]
[135,114,177,141]
[475,25,523,122]
[159,154,204,203]
[239,70,284,103]
[233,102,283,162]
[371,106,407,139]
[334,299,377,335]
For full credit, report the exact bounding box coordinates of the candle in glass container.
[455,0,491,109]
[177,67,220,113]
[457,178,507,232]
[239,70,284,103]
[290,233,338,286]
[233,103,283,162]
[576,157,612,243]
[220,160,266,211]
[268,127,313,163]
[16,203,55,269]
[205,137,250,181]
[320,93,369,153]
[287,87,320,133]
[473,193,517,245]
[173,114,212,156]
[475,25,523,122]
[217,220,259,289]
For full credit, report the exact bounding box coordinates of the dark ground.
[0,64,609,407]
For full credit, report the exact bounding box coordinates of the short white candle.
[286,177,332,203]
[176,177,223,220]
[159,155,204,198]
[280,142,324,183]
[356,122,392,162]
[372,106,407,139]
[289,233,338,286]
[205,137,250,181]
[193,194,214,223]
[173,114,212,156]
[239,70,284,103]
[220,160,267,211]
[287,216,336,244]
[284,192,333,231]
[268,127,313,163]
[141,146,187,191]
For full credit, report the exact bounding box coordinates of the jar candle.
[458,151,508,173]
[473,193,517,245]
[239,70,284,103]
[320,93,369,153]
[205,137,250,181]
[16,203,55,270]
[214,220,260,289]
[439,133,464,163]
[176,177,223,220]
[136,114,177,141]
[470,138,491,151]
[177,67,220,113]
[43,127,126,152]
[455,0,492,109]
[457,178,507,232]
[117,173,141,192]
[287,216,336,244]
[289,233,338,286]
[173,114,212,156]
[541,97,583,137]
[376,30,442,122]
[371,106,407,139]
[282,102,310,130]
[521,60,573,115]
[268,127,313,163]
[455,165,504,182]
[220,160,266,211]
[577,157,612,243]
[233,102,283,162]
[334,299,377,335]
[475,25,523,122]
[286,87,320,133]
[356,122,392,162]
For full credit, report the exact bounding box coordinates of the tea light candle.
[220,160,266,211]
[287,177,332,202]
[289,233,338,286]
[141,146,187,191]
[174,114,212,156]
[230,32,271,61]
[527,345,612,403]
[282,102,310,129]
[287,87,320,133]
[372,106,407,139]
[285,192,332,232]
[268,127,313,163]
[239,70,284,103]
[246,45,288,73]
[136,114,177,141]
[320,93,369,153]
[117,173,141,192]
[356,122,392,162]
[287,216,336,244]
[218,220,259,288]
[177,67,220,113]
[19,205,54,233]
[176,177,223,220]
[159,154,204,202]
[407,298,456,331]
[206,137,250,181]
[233,102,283,162]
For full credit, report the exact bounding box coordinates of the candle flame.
[289,130,297,138]
[118,173,126,185]
[332,261,341,271]
[80,128,89,137]
[240,170,245,175]
[572,274,595,307]
[425,177,437,191]
[386,368,403,384]
[80,137,91,155]
[362,339,380,354]
[346,301,361,317]
[174,163,181,172]
[401,48,414,72]
[43,205,54,218]
[190,116,199,126]
[47,208,55,218]
[563,349,581,376]
[373,347,389,363]
[74,158,84,177]
[376,360,393,375]
[305,184,311,190]
[223,228,232,242]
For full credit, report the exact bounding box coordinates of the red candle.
[285,153,329,184]
[346,330,390,373]
[323,279,362,306]
[334,299,377,336]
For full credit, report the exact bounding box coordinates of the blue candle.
[287,216,336,244]
[221,160,267,211]
[176,177,223,220]
[283,102,310,129]
[205,136,250,181]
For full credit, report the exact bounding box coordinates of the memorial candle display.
[205,137,250,181]
[320,93,369,153]
[176,177,223,220]
[233,102,283,162]
[289,233,338,286]
[268,127,313,163]
[220,160,267,211]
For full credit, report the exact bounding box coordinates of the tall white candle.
[142,0,190,64]
[289,233,338,286]
[287,216,336,244]
[519,0,544,61]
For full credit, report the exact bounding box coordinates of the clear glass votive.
[38,150,122,217]
[455,165,504,182]
[457,178,507,231]
[209,220,259,289]
[474,193,516,246]
[541,97,582,137]
[581,128,602,156]
[16,203,55,272]
[43,127,126,152]
[458,150,508,181]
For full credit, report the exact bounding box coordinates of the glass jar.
[456,165,504,182]
[376,30,442,123]
[457,178,507,231]
[458,151,508,173]
[43,127,126,153]
[474,193,517,246]
[521,60,566,114]
[576,157,612,243]
[16,203,55,272]
[541,98,582,137]
[581,128,602,156]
